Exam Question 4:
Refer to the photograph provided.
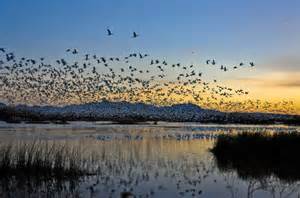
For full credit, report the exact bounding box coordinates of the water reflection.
[0,176,82,198]
[0,123,299,197]
[215,150,300,182]
[220,172,300,198]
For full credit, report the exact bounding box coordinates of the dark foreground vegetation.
[0,141,89,197]
[0,141,94,179]
[212,132,300,181]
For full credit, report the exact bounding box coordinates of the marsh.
[0,122,300,198]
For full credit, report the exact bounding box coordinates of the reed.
[211,131,300,181]
[0,141,96,179]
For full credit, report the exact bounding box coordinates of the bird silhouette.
[107,28,113,36]
[132,32,139,38]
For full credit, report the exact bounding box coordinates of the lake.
[0,121,299,198]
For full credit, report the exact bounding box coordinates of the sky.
[0,0,300,113]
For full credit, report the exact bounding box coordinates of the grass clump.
[211,131,300,181]
[0,141,95,179]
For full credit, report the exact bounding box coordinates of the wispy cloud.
[275,81,300,87]
[233,72,300,88]
[263,56,300,72]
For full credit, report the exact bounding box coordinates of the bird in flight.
[72,49,78,54]
[0,48,5,53]
[250,62,255,67]
[132,32,139,38]
[107,28,113,36]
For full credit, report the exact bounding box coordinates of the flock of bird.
[0,30,296,114]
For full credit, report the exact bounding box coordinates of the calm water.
[0,121,300,198]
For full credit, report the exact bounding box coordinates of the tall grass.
[211,131,300,181]
[0,141,97,179]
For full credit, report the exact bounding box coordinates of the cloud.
[232,72,300,88]
[263,56,300,72]
[275,81,300,87]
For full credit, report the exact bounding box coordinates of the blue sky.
[1,0,299,61]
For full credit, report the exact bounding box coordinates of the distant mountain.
[0,101,299,125]
[13,101,223,122]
